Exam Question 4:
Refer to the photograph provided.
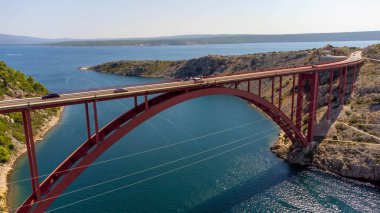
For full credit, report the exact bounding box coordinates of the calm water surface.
[1,41,379,212]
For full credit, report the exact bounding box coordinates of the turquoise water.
[1,41,379,212]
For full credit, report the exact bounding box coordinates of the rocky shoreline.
[0,107,64,211]
[270,132,380,182]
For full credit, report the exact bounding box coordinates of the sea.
[1,40,379,212]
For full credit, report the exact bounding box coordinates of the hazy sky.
[1,0,380,39]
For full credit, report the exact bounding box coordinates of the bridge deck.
[0,52,363,113]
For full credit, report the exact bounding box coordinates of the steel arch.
[18,87,306,213]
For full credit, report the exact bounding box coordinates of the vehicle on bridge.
[193,77,204,83]
[114,88,128,93]
[41,93,60,99]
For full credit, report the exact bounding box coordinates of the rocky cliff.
[271,44,380,182]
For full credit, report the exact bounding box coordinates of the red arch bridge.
[0,52,364,212]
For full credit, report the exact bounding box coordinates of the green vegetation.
[0,61,47,99]
[0,61,59,163]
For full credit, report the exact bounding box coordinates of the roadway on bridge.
[0,51,363,113]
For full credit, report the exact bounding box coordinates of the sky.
[1,0,380,39]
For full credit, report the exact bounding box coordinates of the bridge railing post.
[22,109,41,202]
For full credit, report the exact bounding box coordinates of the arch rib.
[18,87,306,213]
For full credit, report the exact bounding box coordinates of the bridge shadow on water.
[185,164,303,213]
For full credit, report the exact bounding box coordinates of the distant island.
[1,31,380,46]
[46,31,380,47]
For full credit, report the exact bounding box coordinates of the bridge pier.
[93,101,100,144]
[295,72,319,144]
[295,74,304,132]
[258,79,261,97]
[306,72,319,143]
[271,77,275,104]
[278,76,282,109]
[290,74,295,122]
[327,69,333,121]
[341,66,348,104]
[85,103,91,140]
[22,110,41,202]
[338,67,343,103]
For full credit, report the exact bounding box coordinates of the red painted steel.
[18,87,307,213]
[21,110,41,201]
[307,73,318,143]
[351,64,357,94]
[0,58,365,115]
[85,103,91,140]
[12,57,365,212]
[247,81,251,93]
[93,102,99,144]
[290,74,295,122]
[134,96,138,109]
[338,67,343,103]
[341,66,348,104]
[279,76,282,109]
[295,74,304,131]
[145,94,149,110]
[258,79,261,97]
[327,70,334,120]
[271,77,275,104]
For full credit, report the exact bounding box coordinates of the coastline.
[0,107,64,211]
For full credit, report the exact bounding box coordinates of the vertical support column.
[338,67,343,103]
[234,82,238,90]
[84,102,91,140]
[290,74,296,122]
[341,66,348,105]
[134,96,138,113]
[351,64,357,94]
[295,74,304,131]
[327,70,333,121]
[93,101,99,144]
[22,110,41,201]
[271,77,275,104]
[247,81,250,93]
[258,79,261,97]
[278,76,282,109]
[307,72,318,143]
[144,94,149,111]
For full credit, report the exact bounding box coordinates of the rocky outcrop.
[313,141,380,180]
[271,136,380,181]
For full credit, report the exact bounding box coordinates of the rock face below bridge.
[272,44,380,182]
[271,133,380,181]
